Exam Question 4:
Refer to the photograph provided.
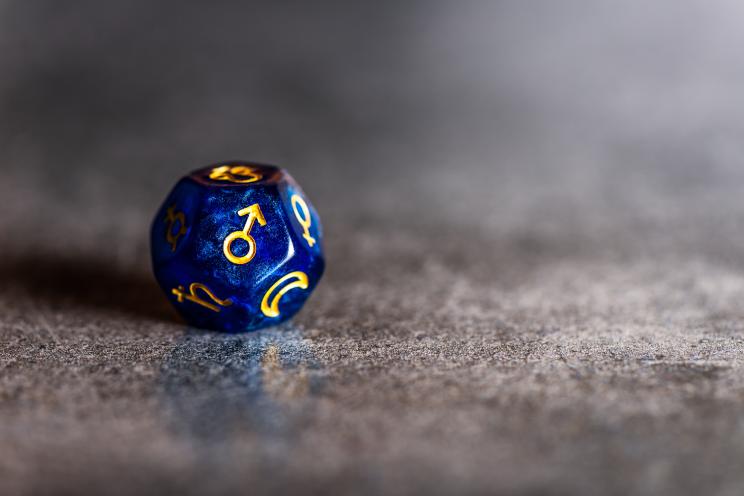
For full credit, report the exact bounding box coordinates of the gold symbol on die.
[290,194,316,247]
[164,205,187,252]
[209,165,263,184]
[261,271,309,318]
[172,282,233,313]
[223,203,267,265]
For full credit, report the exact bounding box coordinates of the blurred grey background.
[3,1,744,495]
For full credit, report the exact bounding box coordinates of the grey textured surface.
[4,1,744,495]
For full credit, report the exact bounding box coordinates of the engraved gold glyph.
[290,194,316,247]
[208,165,263,184]
[164,205,187,252]
[172,282,232,312]
[223,203,267,265]
[261,271,309,317]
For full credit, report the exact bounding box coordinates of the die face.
[278,172,324,258]
[150,163,324,332]
[150,178,202,264]
[188,162,284,187]
[193,183,294,290]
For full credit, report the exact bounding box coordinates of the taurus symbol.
[208,165,263,184]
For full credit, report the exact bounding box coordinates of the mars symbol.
[223,203,267,265]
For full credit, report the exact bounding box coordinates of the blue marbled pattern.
[150,162,324,332]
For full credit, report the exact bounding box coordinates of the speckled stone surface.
[3,2,744,495]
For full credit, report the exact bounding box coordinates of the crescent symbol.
[261,271,309,318]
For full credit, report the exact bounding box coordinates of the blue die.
[150,162,325,332]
